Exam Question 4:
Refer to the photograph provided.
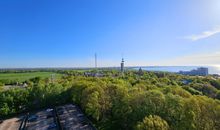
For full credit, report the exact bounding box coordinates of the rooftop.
[0,104,96,130]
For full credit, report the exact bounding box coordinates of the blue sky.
[0,0,220,68]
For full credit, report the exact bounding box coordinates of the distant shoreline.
[0,65,211,69]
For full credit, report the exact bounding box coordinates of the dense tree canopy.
[0,70,220,130]
[136,115,169,130]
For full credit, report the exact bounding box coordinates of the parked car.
[57,110,64,115]
[77,114,84,117]
[28,115,38,122]
[47,113,53,119]
[46,108,53,112]
[48,123,57,129]
[79,120,88,126]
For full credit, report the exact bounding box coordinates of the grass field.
[0,72,62,83]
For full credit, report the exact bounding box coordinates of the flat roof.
[0,117,22,130]
[0,104,96,130]
[26,110,58,130]
[57,104,95,130]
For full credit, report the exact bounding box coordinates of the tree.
[210,79,220,90]
[136,115,169,130]
[0,82,4,92]
[128,89,166,129]
[163,94,185,129]
[0,103,10,116]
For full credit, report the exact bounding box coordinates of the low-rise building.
[179,67,208,76]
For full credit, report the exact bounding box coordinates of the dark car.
[28,115,38,122]
[79,120,88,126]
[47,112,54,119]
[48,123,57,129]
[57,110,64,115]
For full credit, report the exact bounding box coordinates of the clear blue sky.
[1,0,220,68]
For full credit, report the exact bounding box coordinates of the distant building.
[179,67,208,76]
[121,58,124,73]
[138,67,144,76]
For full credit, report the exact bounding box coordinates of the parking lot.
[0,104,95,130]
[26,109,58,130]
[56,104,95,130]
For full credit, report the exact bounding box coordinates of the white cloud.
[184,26,220,41]
[159,51,220,66]
[115,52,220,67]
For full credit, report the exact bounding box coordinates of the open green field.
[0,72,62,83]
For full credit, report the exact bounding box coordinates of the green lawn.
[0,72,62,83]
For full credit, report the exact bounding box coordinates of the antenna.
[95,53,97,68]
[51,74,55,84]
[121,53,124,62]
[121,53,125,73]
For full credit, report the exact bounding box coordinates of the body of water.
[133,66,220,75]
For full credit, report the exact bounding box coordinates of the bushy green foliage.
[0,70,220,130]
[136,115,169,130]
[0,82,3,91]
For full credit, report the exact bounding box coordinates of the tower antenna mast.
[121,53,124,73]
[95,53,97,69]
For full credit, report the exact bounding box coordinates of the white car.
[46,108,53,112]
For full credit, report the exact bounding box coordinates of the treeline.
[0,70,220,130]
[0,79,20,85]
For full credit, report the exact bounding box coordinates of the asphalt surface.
[57,104,94,130]
[26,110,58,130]
[0,104,95,130]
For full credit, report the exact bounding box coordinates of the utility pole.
[95,53,97,69]
[51,74,55,84]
